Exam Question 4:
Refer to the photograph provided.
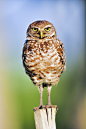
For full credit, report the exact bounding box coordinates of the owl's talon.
[39,105,43,109]
[46,104,58,109]
[39,105,46,109]
[45,104,52,108]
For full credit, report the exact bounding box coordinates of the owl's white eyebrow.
[44,25,51,28]
[31,26,38,28]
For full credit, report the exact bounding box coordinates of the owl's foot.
[45,103,52,108]
[33,105,58,111]
[39,105,43,109]
[33,105,43,111]
[45,104,58,109]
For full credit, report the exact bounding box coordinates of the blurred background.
[0,0,86,129]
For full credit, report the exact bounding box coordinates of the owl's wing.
[22,40,28,65]
[22,40,31,75]
[55,38,66,73]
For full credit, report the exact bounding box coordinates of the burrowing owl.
[22,20,66,108]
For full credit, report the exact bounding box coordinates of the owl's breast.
[23,40,64,86]
[39,41,60,65]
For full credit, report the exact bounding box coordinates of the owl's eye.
[45,27,50,31]
[32,28,38,32]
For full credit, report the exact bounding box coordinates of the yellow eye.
[32,28,38,32]
[45,27,50,31]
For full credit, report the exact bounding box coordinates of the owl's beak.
[40,30,43,39]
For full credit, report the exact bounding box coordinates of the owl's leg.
[38,86,43,108]
[47,86,52,106]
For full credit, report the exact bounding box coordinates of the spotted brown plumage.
[22,20,66,107]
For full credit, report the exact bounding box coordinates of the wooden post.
[34,105,58,129]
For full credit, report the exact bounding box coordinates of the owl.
[22,20,66,108]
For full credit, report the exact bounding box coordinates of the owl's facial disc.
[27,21,56,40]
[38,29,50,39]
[39,27,51,38]
[31,27,52,39]
[32,27,43,38]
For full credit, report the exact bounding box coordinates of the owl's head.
[27,20,57,40]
